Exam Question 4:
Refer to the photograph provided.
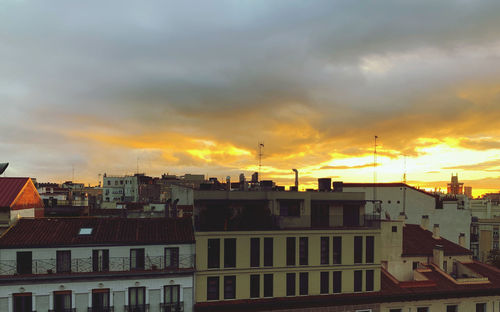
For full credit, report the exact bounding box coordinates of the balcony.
[0,255,194,277]
[161,302,184,312]
[124,304,149,312]
[88,308,114,312]
[49,309,76,312]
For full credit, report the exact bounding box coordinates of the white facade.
[103,175,140,202]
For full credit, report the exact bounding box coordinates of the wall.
[381,295,500,312]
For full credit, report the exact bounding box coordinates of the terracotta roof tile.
[0,217,194,247]
[403,224,472,256]
[0,177,30,207]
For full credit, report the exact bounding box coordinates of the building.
[447,174,464,195]
[102,173,144,203]
[464,186,473,199]
[0,217,195,312]
[193,186,382,311]
[37,182,90,216]
[0,177,44,233]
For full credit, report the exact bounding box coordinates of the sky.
[2,0,500,197]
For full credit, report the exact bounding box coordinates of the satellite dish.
[0,163,8,175]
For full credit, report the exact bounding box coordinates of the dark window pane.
[286,273,295,296]
[165,247,179,268]
[130,248,145,270]
[54,292,72,311]
[366,270,374,291]
[208,239,220,268]
[299,272,308,295]
[250,238,260,267]
[476,303,486,312]
[224,276,236,299]
[354,270,362,292]
[286,237,296,266]
[92,249,109,272]
[207,277,219,300]
[311,203,329,227]
[299,237,308,265]
[164,285,180,304]
[13,294,32,312]
[343,204,360,226]
[224,238,236,268]
[264,238,273,266]
[92,290,110,309]
[354,236,363,264]
[333,271,342,293]
[56,250,71,273]
[417,308,429,312]
[16,252,32,275]
[333,236,342,264]
[320,272,329,294]
[446,306,458,312]
[366,236,374,263]
[320,237,329,265]
[128,287,145,309]
[263,274,273,297]
[250,275,260,298]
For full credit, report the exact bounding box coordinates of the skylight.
[79,228,93,235]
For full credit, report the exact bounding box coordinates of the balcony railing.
[161,302,184,312]
[49,309,76,312]
[124,304,149,312]
[0,255,194,276]
[88,307,114,312]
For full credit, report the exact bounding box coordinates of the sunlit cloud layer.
[2,0,500,196]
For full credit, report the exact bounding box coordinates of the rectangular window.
[299,237,308,265]
[333,236,342,264]
[446,305,458,312]
[279,200,301,217]
[286,237,296,266]
[264,238,273,266]
[366,270,374,291]
[413,261,419,270]
[128,287,145,310]
[164,284,180,312]
[320,237,329,265]
[13,293,32,312]
[224,238,236,268]
[224,276,236,299]
[130,248,145,270]
[390,309,402,312]
[92,289,110,310]
[207,277,220,300]
[286,273,296,296]
[320,272,329,294]
[417,308,429,312]
[208,239,220,268]
[263,274,273,297]
[343,204,360,226]
[250,238,260,267]
[92,249,109,272]
[54,291,72,312]
[16,251,32,275]
[333,271,342,293]
[476,303,486,312]
[354,270,362,292]
[165,247,179,269]
[366,236,374,263]
[299,272,308,295]
[354,236,363,264]
[56,250,71,273]
[250,275,260,298]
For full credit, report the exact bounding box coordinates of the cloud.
[443,159,500,171]
[320,163,378,170]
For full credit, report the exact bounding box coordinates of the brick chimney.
[433,245,444,270]
[421,215,429,230]
[433,224,440,239]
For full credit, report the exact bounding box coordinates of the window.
[78,227,93,235]
[354,270,362,292]
[208,239,220,268]
[263,274,273,297]
[128,287,146,311]
[476,303,486,312]
[333,271,342,293]
[54,291,72,312]
[333,236,342,264]
[107,180,110,185]
[320,272,329,294]
[417,308,429,312]
[443,260,448,272]
[354,236,363,264]
[320,237,329,265]
[250,275,260,298]
[92,249,109,272]
[299,237,308,265]
[366,270,374,291]
[92,289,110,311]
[207,277,219,300]
[250,238,260,267]
[286,273,295,296]
[446,305,458,312]
[56,250,71,273]
[389,309,402,312]
[13,293,32,312]
[165,247,179,268]
[280,200,301,217]
[392,226,397,232]
[413,261,419,270]
[397,200,400,204]
[224,276,236,299]
[343,204,360,226]
[164,285,180,311]
[224,238,236,268]
[130,248,145,270]
[366,236,374,263]
[264,238,273,266]
[299,272,308,295]
[286,237,296,266]
[16,251,32,275]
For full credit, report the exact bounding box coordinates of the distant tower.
[447,174,464,195]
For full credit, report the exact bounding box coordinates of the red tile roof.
[403,224,472,256]
[0,217,194,247]
[0,177,30,207]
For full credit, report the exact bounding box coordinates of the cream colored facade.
[195,228,380,303]
[472,217,500,262]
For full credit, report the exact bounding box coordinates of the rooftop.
[403,224,472,257]
[0,177,30,207]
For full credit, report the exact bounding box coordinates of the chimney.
[432,245,444,270]
[292,169,298,190]
[433,224,440,239]
[226,176,231,191]
[421,215,429,230]
[459,233,466,247]
[171,198,179,218]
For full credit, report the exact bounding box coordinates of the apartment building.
[0,217,195,312]
[193,187,382,311]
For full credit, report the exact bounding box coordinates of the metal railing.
[124,304,149,312]
[88,307,114,312]
[161,302,184,312]
[48,309,76,312]
[0,255,194,276]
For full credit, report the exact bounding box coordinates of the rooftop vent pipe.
[292,169,298,190]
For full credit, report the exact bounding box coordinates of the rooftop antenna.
[403,154,407,184]
[374,135,378,213]
[258,142,264,181]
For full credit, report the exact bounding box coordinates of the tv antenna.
[403,155,407,184]
[258,142,264,180]
[373,135,379,213]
